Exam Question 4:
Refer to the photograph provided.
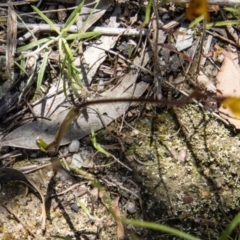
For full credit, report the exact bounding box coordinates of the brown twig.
[2,204,36,238]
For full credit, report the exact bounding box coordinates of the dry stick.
[17,22,148,38]
[2,204,36,238]
[74,96,191,111]
[6,0,17,80]
[206,30,237,46]
[21,162,52,174]
[196,19,207,75]
[47,183,87,197]
[17,164,39,172]
[102,177,139,199]
[132,155,157,166]
[151,0,163,99]
[75,91,230,126]
[0,150,22,160]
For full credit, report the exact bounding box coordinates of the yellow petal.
[222,97,240,117]
[186,0,209,21]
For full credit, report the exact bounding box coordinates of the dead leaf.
[197,71,216,92]
[216,45,240,128]
[76,0,114,32]
[0,51,150,149]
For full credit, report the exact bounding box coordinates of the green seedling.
[75,197,91,218]
[16,1,102,95]
[36,106,80,155]
[144,0,152,26]
[91,126,110,157]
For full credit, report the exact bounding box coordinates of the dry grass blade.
[6,0,17,80]
[111,196,125,240]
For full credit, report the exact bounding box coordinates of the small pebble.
[70,203,79,213]
[122,177,128,183]
[161,13,170,23]
[68,140,80,153]
[126,201,137,214]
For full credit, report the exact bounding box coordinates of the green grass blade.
[14,59,28,75]
[60,55,67,76]
[37,51,49,90]
[70,81,81,98]
[65,31,102,40]
[17,14,37,41]
[91,127,110,157]
[67,59,73,80]
[121,218,200,240]
[144,0,152,25]
[207,20,240,27]
[58,38,64,60]
[79,1,100,32]
[16,38,52,52]
[62,39,73,61]
[34,38,56,54]
[189,15,204,29]
[71,65,81,86]
[224,7,238,13]
[76,197,90,217]
[62,40,82,86]
[63,0,85,33]
[32,6,61,35]
[219,213,240,240]
[63,76,68,97]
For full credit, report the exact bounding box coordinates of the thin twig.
[21,163,51,174]
[2,204,36,238]
[47,183,87,197]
